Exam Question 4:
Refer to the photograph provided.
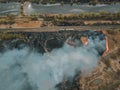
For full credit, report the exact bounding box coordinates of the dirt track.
[0,25,120,32]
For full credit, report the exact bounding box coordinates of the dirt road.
[0,25,120,32]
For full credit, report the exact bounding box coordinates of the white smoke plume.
[0,38,105,90]
[23,1,34,15]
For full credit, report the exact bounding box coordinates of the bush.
[0,33,25,40]
[0,14,15,25]
[0,19,15,25]
[30,14,38,21]
[41,12,120,21]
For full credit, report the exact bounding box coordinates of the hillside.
[55,29,120,90]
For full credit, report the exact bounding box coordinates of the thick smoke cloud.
[0,37,105,90]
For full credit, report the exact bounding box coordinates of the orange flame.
[105,36,109,53]
[81,37,88,46]
[102,30,109,54]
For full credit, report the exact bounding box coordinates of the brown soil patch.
[12,21,44,28]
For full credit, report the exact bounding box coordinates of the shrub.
[30,14,38,21]
[0,33,25,40]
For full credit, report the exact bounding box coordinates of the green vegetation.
[40,12,120,25]
[41,12,120,21]
[0,18,15,25]
[0,0,119,4]
[0,33,25,40]
[30,14,38,21]
[0,14,15,25]
[89,0,99,6]
[29,0,39,4]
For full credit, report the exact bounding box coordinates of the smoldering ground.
[0,37,106,90]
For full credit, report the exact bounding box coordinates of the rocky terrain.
[47,29,120,90]
[75,29,120,90]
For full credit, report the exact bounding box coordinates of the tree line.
[0,0,119,4]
